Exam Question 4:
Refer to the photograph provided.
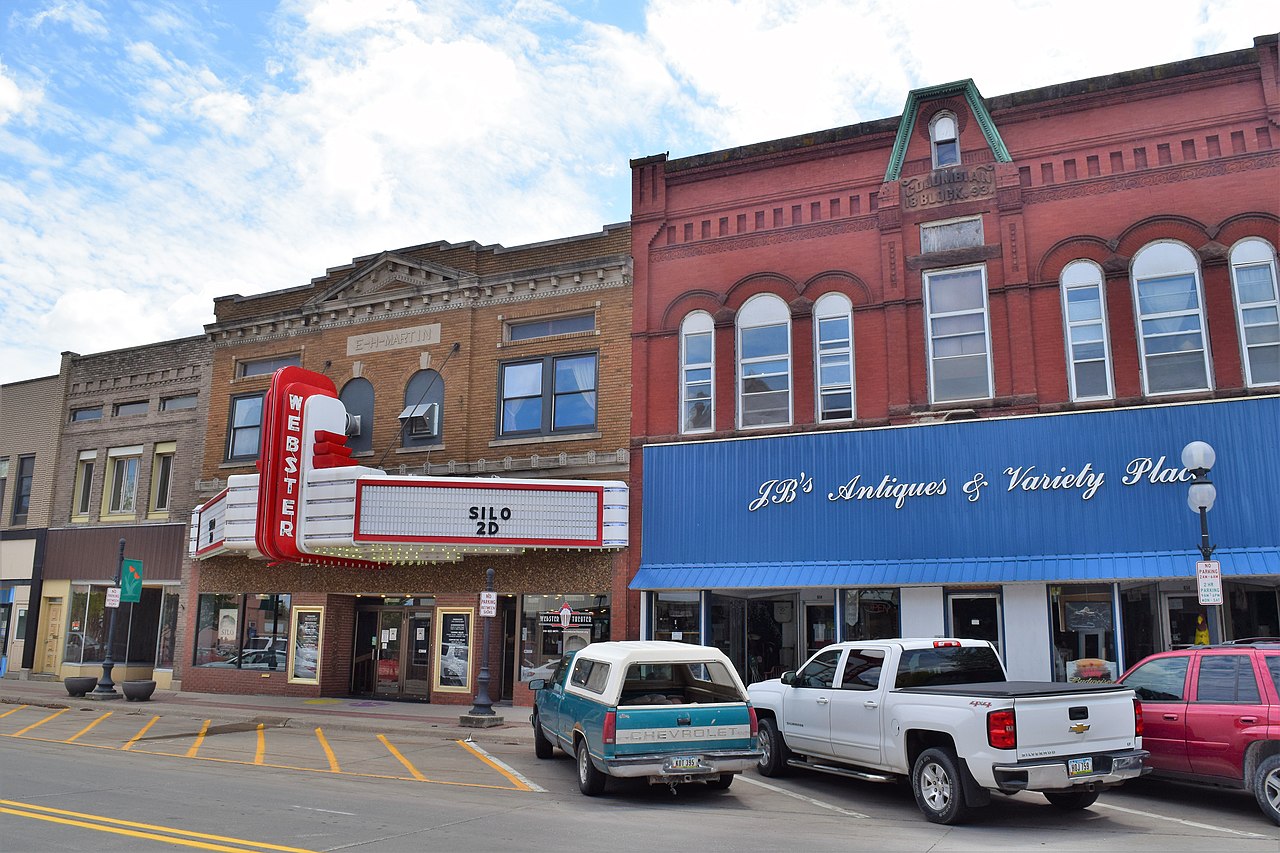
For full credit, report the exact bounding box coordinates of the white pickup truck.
[748,638,1148,824]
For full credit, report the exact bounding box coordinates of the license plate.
[667,756,700,770]
[1068,757,1093,777]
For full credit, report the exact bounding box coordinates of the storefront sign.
[289,606,323,685]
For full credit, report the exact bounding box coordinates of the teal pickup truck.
[530,641,762,795]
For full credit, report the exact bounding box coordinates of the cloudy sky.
[1,0,1275,384]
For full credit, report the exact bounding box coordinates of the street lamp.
[1181,440,1216,561]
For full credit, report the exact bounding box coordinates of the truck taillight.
[1133,699,1144,737]
[987,709,1017,750]
[603,710,616,745]
[748,706,759,738]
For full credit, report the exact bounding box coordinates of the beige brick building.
[189,224,632,706]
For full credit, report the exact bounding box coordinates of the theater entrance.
[351,599,434,701]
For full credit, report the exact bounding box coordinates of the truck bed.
[895,680,1131,698]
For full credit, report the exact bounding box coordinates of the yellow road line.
[121,715,159,750]
[378,734,427,781]
[1,799,318,853]
[254,723,266,765]
[455,739,536,791]
[0,704,28,719]
[12,707,69,736]
[65,711,113,743]
[314,728,340,772]
[185,719,211,758]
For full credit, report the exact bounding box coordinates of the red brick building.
[628,36,1279,683]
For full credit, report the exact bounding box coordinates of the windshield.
[895,646,1006,688]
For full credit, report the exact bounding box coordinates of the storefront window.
[842,589,900,640]
[653,592,700,645]
[1225,581,1280,640]
[1050,584,1118,683]
[1119,582,1159,669]
[193,593,291,669]
[155,589,179,669]
[519,593,609,682]
[63,584,161,665]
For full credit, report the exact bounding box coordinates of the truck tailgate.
[1013,688,1137,759]
[613,703,754,756]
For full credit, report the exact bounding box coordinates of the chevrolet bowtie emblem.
[1069,723,1091,734]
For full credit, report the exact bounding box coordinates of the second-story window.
[105,446,142,515]
[227,393,264,461]
[11,455,34,525]
[814,293,854,422]
[1060,260,1114,401]
[237,354,300,379]
[924,265,993,404]
[498,352,598,437]
[930,112,959,168]
[113,400,148,417]
[339,378,375,454]
[73,451,95,518]
[1229,238,1280,387]
[507,313,595,342]
[70,406,102,422]
[150,442,176,513]
[680,312,714,433]
[1131,242,1211,396]
[737,294,792,428]
[400,371,443,447]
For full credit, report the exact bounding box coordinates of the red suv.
[1117,641,1280,825]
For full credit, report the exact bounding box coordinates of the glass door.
[804,603,836,662]
[1163,593,1212,648]
[403,612,432,701]
[948,593,1003,655]
[374,610,402,698]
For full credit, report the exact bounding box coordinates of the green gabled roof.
[884,79,1011,182]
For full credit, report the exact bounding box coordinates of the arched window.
[680,312,714,433]
[338,377,374,454]
[401,369,444,447]
[736,294,792,428]
[813,293,854,421]
[1060,261,1113,401]
[1229,238,1280,387]
[1130,242,1211,395]
[930,112,959,168]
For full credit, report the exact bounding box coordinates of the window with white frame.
[1131,242,1211,395]
[150,442,175,513]
[924,266,993,403]
[1060,261,1114,401]
[930,112,959,168]
[736,294,792,428]
[1229,238,1280,387]
[237,354,300,378]
[507,313,595,342]
[680,312,714,433]
[814,293,854,421]
[73,451,95,518]
[104,446,142,515]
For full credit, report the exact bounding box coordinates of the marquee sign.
[190,367,628,567]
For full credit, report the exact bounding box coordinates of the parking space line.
[254,723,266,765]
[122,715,159,750]
[314,728,341,773]
[378,734,427,782]
[13,708,69,737]
[1094,801,1273,839]
[185,719,211,758]
[736,775,870,818]
[0,704,27,719]
[455,739,544,793]
[65,711,112,743]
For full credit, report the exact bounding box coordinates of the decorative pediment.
[305,253,470,308]
[884,79,1012,183]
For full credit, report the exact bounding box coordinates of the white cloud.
[0,61,42,125]
[15,0,108,37]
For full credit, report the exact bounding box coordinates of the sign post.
[462,569,502,727]
[90,539,126,699]
[1196,560,1223,606]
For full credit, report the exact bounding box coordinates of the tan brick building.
[189,224,632,706]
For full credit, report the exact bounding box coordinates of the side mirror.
[529,678,545,691]
[780,671,797,686]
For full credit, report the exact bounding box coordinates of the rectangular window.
[682,330,714,432]
[924,266,993,403]
[193,593,291,668]
[652,592,701,645]
[113,400,149,417]
[842,589,900,640]
[105,447,142,515]
[150,442,176,513]
[63,584,161,665]
[816,315,854,421]
[920,217,983,254]
[507,313,595,342]
[1061,263,1114,401]
[70,406,103,422]
[0,457,7,514]
[519,594,610,681]
[1050,584,1118,683]
[498,353,597,437]
[161,394,198,411]
[1134,273,1210,394]
[73,451,95,517]
[1232,260,1280,387]
[237,354,300,378]
[155,589,180,668]
[11,455,34,524]
[227,393,264,460]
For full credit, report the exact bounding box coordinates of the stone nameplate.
[902,165,995,210]
[347,323,441,356]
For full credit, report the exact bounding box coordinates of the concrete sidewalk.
[0,678,534,741]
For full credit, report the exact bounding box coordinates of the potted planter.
[121,680,157,702]
[64,676,99,697]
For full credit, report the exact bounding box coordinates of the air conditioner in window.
[398,402,439,439]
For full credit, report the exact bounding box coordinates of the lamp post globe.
[1181,440,1216,475]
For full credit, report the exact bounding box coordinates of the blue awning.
[630,548,1280,590]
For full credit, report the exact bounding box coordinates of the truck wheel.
[532,713,554,759]
[1044,789,1099,810]
[576,739,607,796]
[911,747,970,825]
[1253,754,1280,826]
[705,773,734,790]
[757,717,792,777]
